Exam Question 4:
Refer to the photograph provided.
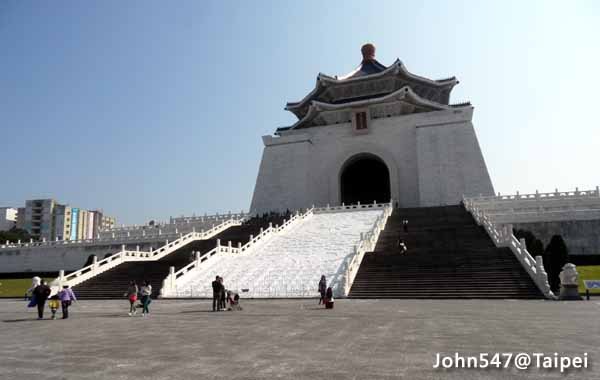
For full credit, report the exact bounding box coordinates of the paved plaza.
[1,298,599,379]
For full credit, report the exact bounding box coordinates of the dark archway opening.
[340,155,391,205]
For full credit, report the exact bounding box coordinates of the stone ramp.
[174,209,383,298]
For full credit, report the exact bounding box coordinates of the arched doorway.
[340,154,391,205]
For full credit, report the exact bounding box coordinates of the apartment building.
[20,199,116,241]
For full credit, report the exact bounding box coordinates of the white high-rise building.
[0,207,18,231]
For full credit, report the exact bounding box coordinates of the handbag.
[27,295,37,308]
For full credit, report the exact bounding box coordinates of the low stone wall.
[512,219,600,256]
[0,241,161,274]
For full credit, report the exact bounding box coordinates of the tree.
[0,227,32,244]
[513,229,544,257]
[544,235,569,292]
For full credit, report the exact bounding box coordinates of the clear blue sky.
[1,0,598,225]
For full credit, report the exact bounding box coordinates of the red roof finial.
[361,43,376,62]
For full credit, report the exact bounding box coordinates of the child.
[325,287,334,309]
[48,295,60,320]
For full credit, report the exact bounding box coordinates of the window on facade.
[355,111,368,131]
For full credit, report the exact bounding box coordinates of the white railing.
[463,197,556,299]
[0,213,248,251]
[49,218,243,291]
[468,186,599,203]
[312,200,392,214]
[341,201,393,296]
[160,208,314,297]
[464,186,600,224]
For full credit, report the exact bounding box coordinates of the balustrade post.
[268,222,272,229]
[136,245,140,252]
[228,241,232,252]
[158,229,162,236]
[596,185,600,197]
[121,244,126,252]
[216,239,221,248]
[260,228,263,235]
[249,234,253,242]
[92,256,98,274]
[30,238,33,244]
[59,270,65,283]
[195,251,201,262]
[238,242,242,250]
[169,266,175,292]
[519,238,527,252]
[360,232,364,241]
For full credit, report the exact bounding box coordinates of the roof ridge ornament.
[361,43,376,62]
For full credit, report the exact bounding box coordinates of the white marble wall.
[250,107,494,214]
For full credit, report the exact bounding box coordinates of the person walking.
[211,276,220,312]
[397,238,408,254]
[125,281,138,316]
[58,285,77,319]
[318,275,327,305]
[140,281,152,316]
[402,219,409,233]
[32,280,51,320]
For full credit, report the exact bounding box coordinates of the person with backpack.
[32,280,51,319]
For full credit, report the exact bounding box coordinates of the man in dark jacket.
[33,281,51,319]
[211,276,220,311]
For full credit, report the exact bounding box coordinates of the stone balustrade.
[463,186,600,224]
[463,198,556,299]
[342,201,393,296]
[0,216,245,251]
[50,218,242,292]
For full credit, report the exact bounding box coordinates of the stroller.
[226,290,242,311]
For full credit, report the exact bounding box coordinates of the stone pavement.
[0,299,598,380]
